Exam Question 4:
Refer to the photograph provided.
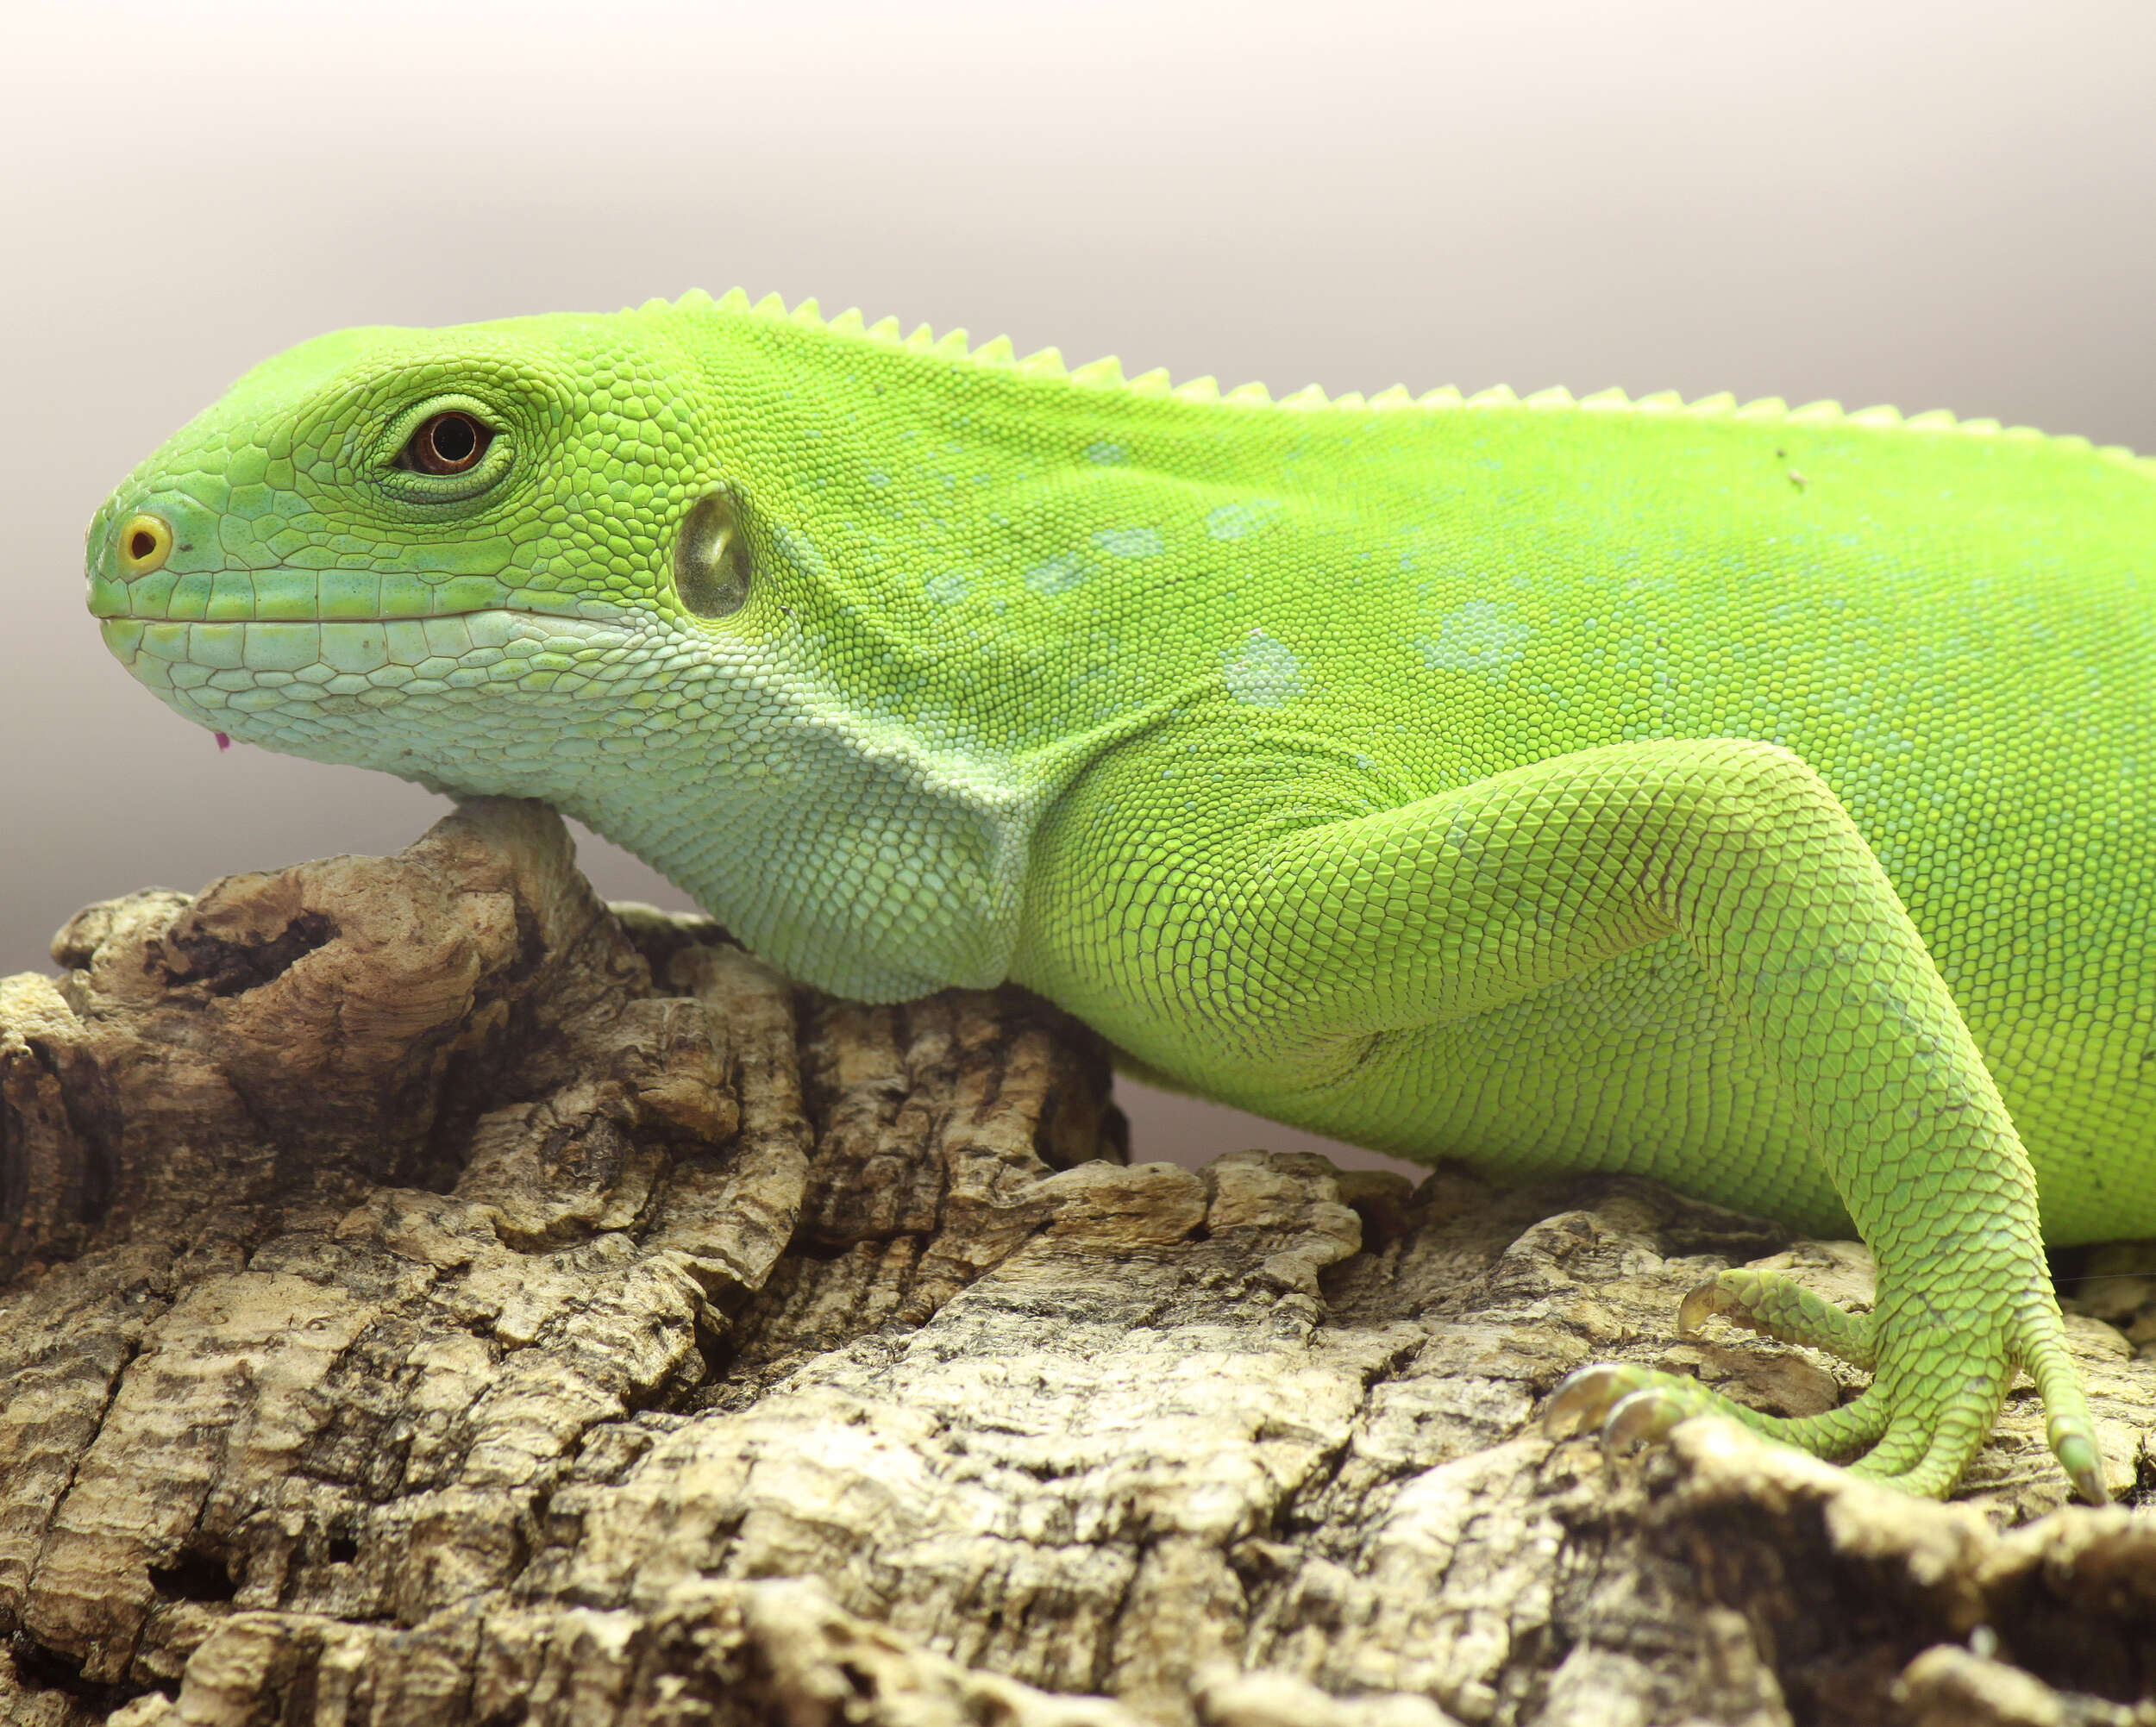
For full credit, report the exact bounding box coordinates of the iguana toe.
[1541,1362,1654,1436]
[1600,1386,1691,1459]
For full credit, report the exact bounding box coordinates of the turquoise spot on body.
[776,524,828,580]
[1094,528,1163,559]
[1223,629,1304,707]
[1206,500,1280,541]
[1025,554,1089,596]
[1417,599,1532,683]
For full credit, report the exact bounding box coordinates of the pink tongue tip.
[215,732,231,752]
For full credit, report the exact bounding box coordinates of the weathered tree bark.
[0,800,2151,1727]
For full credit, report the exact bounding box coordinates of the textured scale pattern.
[85,289,2156,1499]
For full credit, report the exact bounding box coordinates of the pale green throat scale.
[85,289,2156,1504]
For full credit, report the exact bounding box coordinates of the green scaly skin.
[85,290,2155,1502]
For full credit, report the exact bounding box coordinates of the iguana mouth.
[95,606,632,690]
[86,508,638,692]
[85,560,568,626]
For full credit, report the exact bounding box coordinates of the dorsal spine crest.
[664,290,2147,463]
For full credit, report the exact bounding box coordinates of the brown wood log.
[0,800,2150,1727]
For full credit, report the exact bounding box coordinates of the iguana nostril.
[119,512,172,576]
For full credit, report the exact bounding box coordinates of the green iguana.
[85,290,2155,1504]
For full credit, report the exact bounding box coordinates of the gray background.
[5,0,2152,1177]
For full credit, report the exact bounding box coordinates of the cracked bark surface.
[0,798,2151,1727]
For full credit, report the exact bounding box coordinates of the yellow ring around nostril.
[119,512,172,577]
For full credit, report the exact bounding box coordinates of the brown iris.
[398,410,492,475]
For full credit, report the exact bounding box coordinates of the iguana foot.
[1544,1278,2110,1505]
[1677,1267,1876,1368]
[1544,1360,1891,1470]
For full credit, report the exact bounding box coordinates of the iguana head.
[84,311,771,795]
[84,300,1046,999]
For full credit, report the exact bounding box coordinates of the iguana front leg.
[1019,735,2105,1502]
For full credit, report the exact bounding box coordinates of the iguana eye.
[398,411,492,475]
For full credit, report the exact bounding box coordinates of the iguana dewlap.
[85,290,2156,1504]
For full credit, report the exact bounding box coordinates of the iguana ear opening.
[673,489,753,619]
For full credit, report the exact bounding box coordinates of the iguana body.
[86,290,2154,1500]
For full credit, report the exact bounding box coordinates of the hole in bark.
[166,910,339,998]
[0,1101,23,1227]
[6,1634,140,1711]
[327,1536,359,1565]
[402,1039,517,1193]
[78,1127,115,1229]
[1184,1223,1212,1242]
[965,1693,1020,1727]
[695,1319,740,1389]
[2,1037,66,1227]
[788,1234,862,1264]
[149,1549,237,1603]
[503,898,548,987]
[837,1661,875,1699]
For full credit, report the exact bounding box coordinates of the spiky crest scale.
[655,287,2152,469]
[1069,357,1125,389]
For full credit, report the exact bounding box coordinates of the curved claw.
[1601,1386,1689,1460]
[1677,1277,1741,1340]
[2025,1306,2114,1505]
[1542,1362,1650,1438]
[2053,1428,2110,1507]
